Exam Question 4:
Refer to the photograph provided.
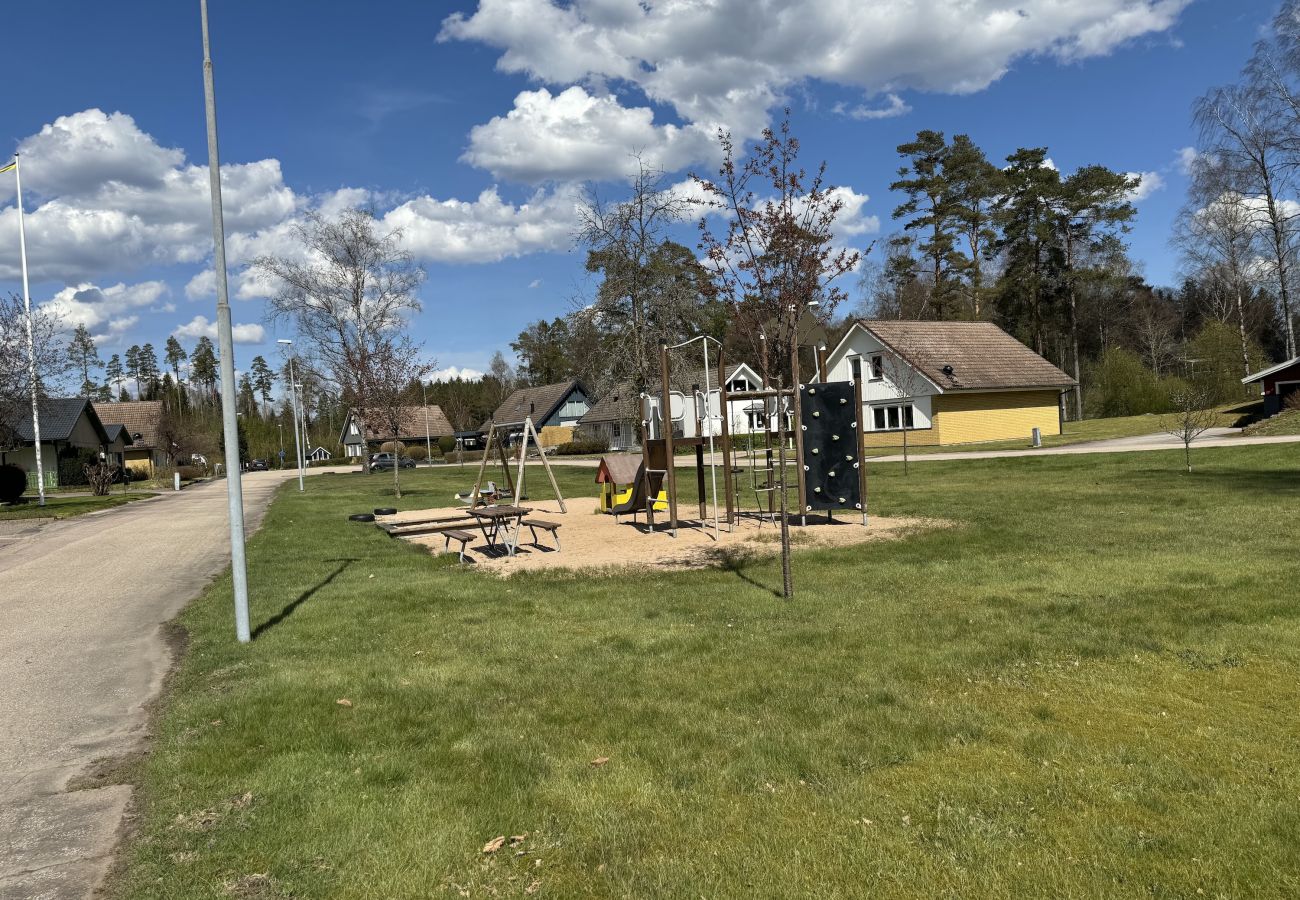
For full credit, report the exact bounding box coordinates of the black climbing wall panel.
[798,381,862,512]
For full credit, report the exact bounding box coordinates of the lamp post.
[421,380,433,467]
[200,0,249,642]
[278,422,284,469]
[277,339,304,492]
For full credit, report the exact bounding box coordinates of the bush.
[406,445,428,461]
[553,436,609,456]
[437,436,457,454]
[176,465,204,481]
[379,441,407,455]
[1285,391,1300,412]
[57,450,98,487]
[0,464,25,503]
[126,466,150,482]
[453,450,485,463]
[84,461,118,496]
[1187,321,1266,405]
[1085,348,1179,418]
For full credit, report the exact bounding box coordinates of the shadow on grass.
[716,549,784,599]
[252,557,359,640]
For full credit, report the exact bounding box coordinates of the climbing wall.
[798,381,862,513]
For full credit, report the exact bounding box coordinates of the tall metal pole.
[422,382,432,466]
[287,355,304,491]
[201,0,250,643]
[13,155,45,507]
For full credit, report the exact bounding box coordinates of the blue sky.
[0,0,1279,384]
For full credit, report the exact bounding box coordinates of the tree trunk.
[1069,279,1083,422]
[1234,282,1251,383]
[1185,439,1192,474]
[1263,183,1297,358]
[902,420,910,476]
[776,388,793,599]
[392,430,402,499]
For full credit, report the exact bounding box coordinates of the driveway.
[0,471,299,900]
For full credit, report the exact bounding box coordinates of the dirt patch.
[382,503,935,576]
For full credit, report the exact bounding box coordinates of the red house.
[1242,355,1300,415]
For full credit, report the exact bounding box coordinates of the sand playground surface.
[378,503,933,576]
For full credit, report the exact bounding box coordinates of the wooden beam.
[660,343,678,537]
[717,345,734,527]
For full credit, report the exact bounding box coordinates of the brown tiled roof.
[360,405,454,441]
[580,364,756,426]
[859,321,1076,391]
[96,400,164,449]
[483,379,584,430]
[596,454,643,484]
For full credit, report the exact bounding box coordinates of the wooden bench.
[443,529,475,563]
[522,519,561,551]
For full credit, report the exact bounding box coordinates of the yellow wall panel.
[931,390,1062,445]
[863,427,942,449]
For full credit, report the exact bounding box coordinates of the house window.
[870,355,884,381]
[849,356,862,382]
[872,403,915,431]
[613,423,621,438]
[728,378,750,393]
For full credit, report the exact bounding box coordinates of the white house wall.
[826,325,937,432]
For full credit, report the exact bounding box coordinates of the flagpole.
[200,0,251,643]
[13,155,46,507]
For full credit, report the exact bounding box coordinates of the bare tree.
[694,112,862,599]
[361,338,435,499]
[578,157,710,391]
[878,340,929,475]
[1175,154,1261,379]
[1162,386,1219,473]
[0,294,68,445]
[1194,83,1299,357]
[252,209,428,489]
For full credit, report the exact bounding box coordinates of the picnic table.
[467,505,533,557]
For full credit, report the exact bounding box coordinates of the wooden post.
[816,345,830,383]
[717,346,734,528]
[854,363,869,526]
[466,422,494,506]
[639,396,655,529]
[660,343,678,537]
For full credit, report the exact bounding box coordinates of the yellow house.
[825,320,1076,448]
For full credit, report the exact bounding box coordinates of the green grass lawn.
[0,492,146,520]
[1244,407,1300,437]
[116,451,1300,898]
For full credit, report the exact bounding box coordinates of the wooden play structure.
[460,416,567,513]
[623,331,870,538]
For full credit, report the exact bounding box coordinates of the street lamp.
[277,339,305,492]
[278,422,284,468]
[421,380,433,467]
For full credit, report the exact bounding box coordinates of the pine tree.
[190,337,218,404]
[125,345,142,399]
[943,135,1004,318]
[164,336,187,408]
[105,354,124,400]
[994,148,1064,356]
[138,343,161,400]
[249,355,276,417]
[891,130,964,319]
[67,324,102,397]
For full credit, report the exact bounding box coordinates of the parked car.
[370,452,415,470]
[247,458,269,471]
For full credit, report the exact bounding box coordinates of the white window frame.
[870,402,915,432]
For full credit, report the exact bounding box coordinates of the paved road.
[0,471,298,900]
[864,427,1300,463]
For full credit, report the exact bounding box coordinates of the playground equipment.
[596,453,666,516]
[627,323,868,536]
[460,416,567,513]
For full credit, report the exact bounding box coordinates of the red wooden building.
[1243,355,1300,415]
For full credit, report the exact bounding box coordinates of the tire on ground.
[348,513,376,522]
[373,507,398,516]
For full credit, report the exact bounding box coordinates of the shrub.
[379,441,407,455]
[406,445,428,461]
[176,465,204,481]
[437,436,457,454]
[84,461,118,496]
[0,464,25,503]
[1285,391,1300,412]
[57,450,98,487]
[1085,348,1178,418]
[1187,321,1267,405]
[553,436,609,456]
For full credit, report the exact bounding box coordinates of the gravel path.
[0,471,297,900]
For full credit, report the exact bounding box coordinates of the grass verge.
[0,492,146,521]
[116,451,1300,898]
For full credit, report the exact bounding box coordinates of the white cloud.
[432,366,485,382]
[836,93,912,121]
[1176,146,1198,175]
[463,86,717,183]
[173,314,265,345]
[1126,170,1165,202]
[379,185,582,263]
[40,280,169,340]
[442,0,1189,180]
[528,278,542,288]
